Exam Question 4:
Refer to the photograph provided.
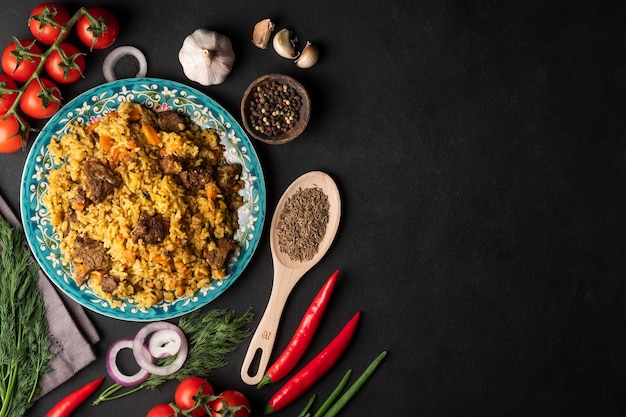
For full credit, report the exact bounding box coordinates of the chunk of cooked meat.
[62,211,79,237]
[101,273,119,294]
[83,158,121,203]
[204,238,238,270]
[69,186,88,210]
[131,214,167,244]
[70,237,110,286]
[157,110,185,132]
[64,210,78,224]
[179,169,212,189]
[215,163,242,190]
[159,154,183,175]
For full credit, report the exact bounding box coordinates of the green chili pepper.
[312,369,352,417]
[297,394,317,417]
[321,351,387,417]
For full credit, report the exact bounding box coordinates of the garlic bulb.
[295,41,319,68]
[272,28,298,59]
[252,18,274,49]
[178,29,235,86]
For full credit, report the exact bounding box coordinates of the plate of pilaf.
[20,78,266,321]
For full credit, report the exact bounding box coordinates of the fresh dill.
[0,219,54,417]
[94,308,254,404]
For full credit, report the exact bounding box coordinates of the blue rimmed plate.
[20,78,266,321]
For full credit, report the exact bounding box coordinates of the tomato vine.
[0,4,119,153]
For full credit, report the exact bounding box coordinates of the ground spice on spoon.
[276,187,329,262]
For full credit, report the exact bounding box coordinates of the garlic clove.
[252,18,274,49]
[272,28,299,59]
[295,41,319,68]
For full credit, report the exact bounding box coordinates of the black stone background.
[1,0,625,415]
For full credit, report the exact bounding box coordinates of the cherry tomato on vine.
[1,40,43,82]
[19,78,62,119]
[45,43,86,84]
[146,403,177,417]
[208,390,251,417]
[174,377,214,417]
[76,7,120,50]
[0,74,18,114]
[0,113,28,153]
[28,2,71,45]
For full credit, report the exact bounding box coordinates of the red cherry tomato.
[0,74,18,114]
[1,40,43,83]
[0,113,28,153]
[174,377,214,417]
[146,403,177,417]
[28,2,71,45]
[76,7,120,50]
[45,43,86,84]
[19,78,62,119]
[208,390,251,417]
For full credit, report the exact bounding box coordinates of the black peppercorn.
[248,80,302,138]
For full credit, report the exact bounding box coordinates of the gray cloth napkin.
[0,193,100,398]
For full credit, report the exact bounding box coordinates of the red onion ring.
[132,322,188,376]
[102,45,148,82]
[148,328,183,359]
[106,338,152,386]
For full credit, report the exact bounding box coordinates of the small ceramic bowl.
[241,74,311,145]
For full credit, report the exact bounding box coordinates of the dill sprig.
[94,308,254,404]
[0,219,54,417]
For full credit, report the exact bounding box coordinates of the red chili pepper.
[45,376,105,417]
[258,269,340,389]
[264,311,361,414]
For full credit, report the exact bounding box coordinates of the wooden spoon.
[240,171,341,385]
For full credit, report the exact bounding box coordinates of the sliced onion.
[106,338,152,387]
[132,322,188,376]
[149,328,183,359]
[102,46,148,82]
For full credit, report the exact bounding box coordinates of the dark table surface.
[2,0,626,416]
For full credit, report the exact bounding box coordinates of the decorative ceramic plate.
[20,78,266,321]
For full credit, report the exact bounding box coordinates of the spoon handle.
[240,275,297,385]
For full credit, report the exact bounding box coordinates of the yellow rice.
[43,102,243,309]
